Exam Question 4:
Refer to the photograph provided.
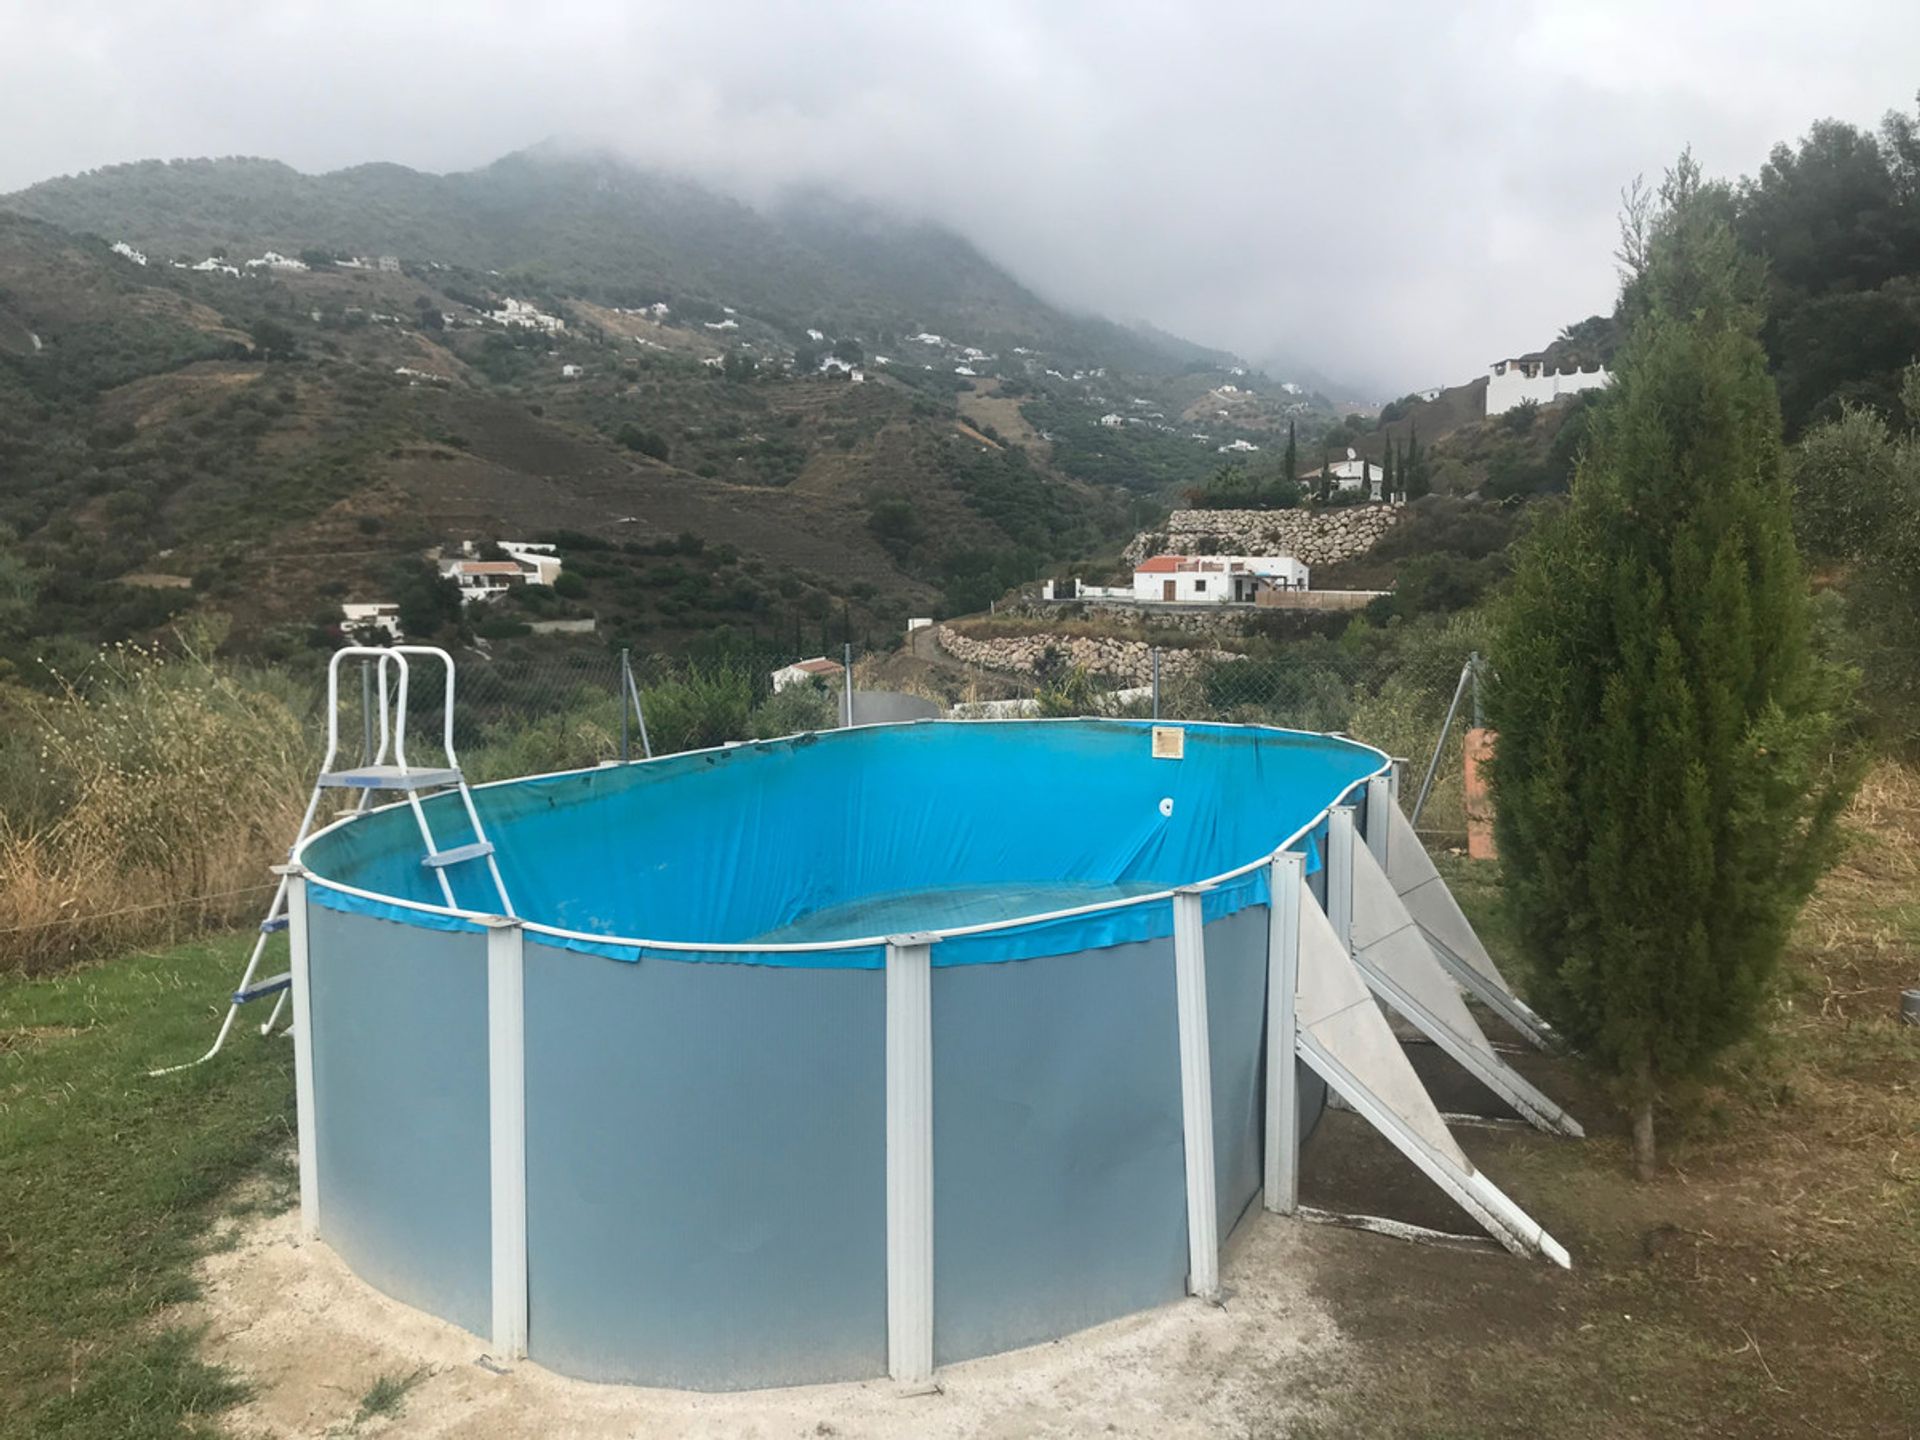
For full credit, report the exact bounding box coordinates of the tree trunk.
[1631,1095,1657,1180]
[1630,1055,1657,1179]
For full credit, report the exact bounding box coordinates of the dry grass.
[1307,760,1920,1438]
[0,636,315,975]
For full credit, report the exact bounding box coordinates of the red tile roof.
[1136,555,1186,573]
[790,657,844,674]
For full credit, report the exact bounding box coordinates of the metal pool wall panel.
[1203,905,1271,1239]
[930,935,1189,1368]
[520,942,888,1390]
[306,903,492,1339]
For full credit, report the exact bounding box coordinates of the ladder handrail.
[324,645,460,774]
[388,645,459,769]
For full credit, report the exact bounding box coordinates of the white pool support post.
[1365,775,1393,870]
[1171,886,1220,1301]
[484,915,528,1360]
[885,933,936,1387]
[1264,850,1305,1215]
[1328,806,1357,951]
[278,864,319,1239]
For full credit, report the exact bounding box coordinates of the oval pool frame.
[289,718,1390,1391]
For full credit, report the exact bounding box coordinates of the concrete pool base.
[188,1182,1347,1438]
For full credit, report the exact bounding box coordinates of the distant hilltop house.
[437,540,564,603]
[376,254,402,273]
[245,251,309,272]
[1217,439,1260,453]
[184,256,241,276]
[561,363,583,379]
[490,298,566,333]
[1099,412,1125,427]
[1299,454,1385,500]
[1484,353,1611,416]
[110,240,147,266]
[340,601,403,641]
[771,656,845,692]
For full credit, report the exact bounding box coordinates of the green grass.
[0,933,294,1439]
[353,1367,430,1426]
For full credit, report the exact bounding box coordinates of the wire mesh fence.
[0,629,1485,971]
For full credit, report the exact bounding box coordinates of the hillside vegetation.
[0,151,1349,676]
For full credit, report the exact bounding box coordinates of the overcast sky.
[3,2,1916,394]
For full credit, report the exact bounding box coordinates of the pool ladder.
[152,646,514,1075]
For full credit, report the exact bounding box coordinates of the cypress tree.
[1403,423,1428,499]
[1382,439,1395,498]
[1489,156,1854,1177]
[1284,420,1298,486]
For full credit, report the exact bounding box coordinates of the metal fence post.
[1264,850,1304,1215]
[1152,647,1162,720]
[885,933,936,1386]
[1171,886,1220,1300]
[1469,650,1485,728]
[1411,654,1476,828]
[618,649,631,763]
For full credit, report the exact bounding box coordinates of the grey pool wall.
[287,721,1384,1392]
[291,874,1338,1390]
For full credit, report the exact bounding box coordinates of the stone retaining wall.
[1123,504,1399,568]
[935,625,1237,685]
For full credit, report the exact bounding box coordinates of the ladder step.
[422,840,495,868]
[319,764,463,791]
[259,915,289,934]
[233,972,292,1004]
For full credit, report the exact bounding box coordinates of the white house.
[705,318,740,331]
[499,540,563,586]
[110,241,147,266]
[771,656,845,693]
[376,255,402,273]
[806,328,826,342]
[1321,455,1385,498]
[245,251,309,272]
[1099,413,1125,428]
[561,363,583,379]
[440,559,526,604]
[1133,554,1309,604]
[1485,355,1611,416]
[1217,439,1261,453]
[438,540,564,602]
[491,298,566,333]
[340,601,403,640]
[187,257,241,276]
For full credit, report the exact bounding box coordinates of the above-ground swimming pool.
[288,718,1390,1390]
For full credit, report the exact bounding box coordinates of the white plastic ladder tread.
[422,840,495,868]
[233,971,292,1004]
[318,764,462,790]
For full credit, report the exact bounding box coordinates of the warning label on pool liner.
[1151,726,1185,760]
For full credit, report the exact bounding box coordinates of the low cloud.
[4,1,1916,393]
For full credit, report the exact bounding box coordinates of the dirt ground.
[186,767,1920,1439]
[191,1200,1344,1438]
